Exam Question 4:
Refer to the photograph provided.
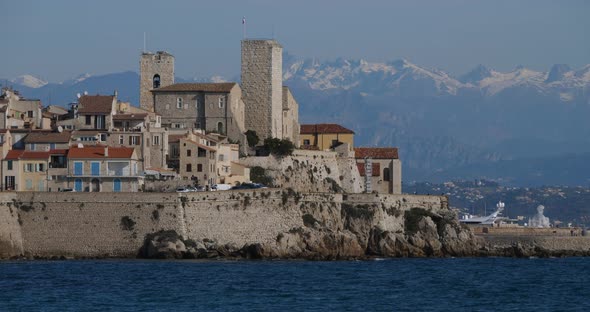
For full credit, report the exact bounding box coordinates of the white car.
[176,187,191,193]
[212,184,233,191]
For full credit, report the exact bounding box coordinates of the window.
[50,143,56,150]
[172,145,179,157]
[187,149,191,157]
[198,148,206,158]
[195,98,199,108]
[176,97,183,109]
[218,96,226,108]
[186,164,192,172]
[28,111,33,118]
[303,139,310,145]
[153,74,161,88]
[129,136,140,145]
[25,179,32,191]
[217,122,224,134]
[38,163,45,172]
[91,162,100,176]
[74,162,83,176]
[119,135,124,144]
[174,123,182,129]
[153,135,160,145]
[197,164,203,172]
[219,154,225,161]
[85,115,92,125]
[30,143,36,151]
[100,133,107,142]
[383,168,390,182]
[25,164,34,172]
[7,160,13,170]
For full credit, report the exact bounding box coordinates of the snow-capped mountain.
[283,55,590,101]
[9,74,48,88]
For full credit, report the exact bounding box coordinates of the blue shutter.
[113,179,121,192]
[74,179,83,192]
[91,162,100,176]
[74,162,83,176]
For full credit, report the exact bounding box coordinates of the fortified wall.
[0,191,448,259]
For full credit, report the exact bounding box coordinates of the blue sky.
[1,0,588,82]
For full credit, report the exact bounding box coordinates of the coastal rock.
[274,227,364,260]
[141,230,187,259]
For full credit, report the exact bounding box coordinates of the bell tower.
[139,51,174,111]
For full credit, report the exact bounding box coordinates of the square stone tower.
[241,39,283,141]
[140,51,174,111]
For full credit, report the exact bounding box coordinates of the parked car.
[60,188,76,192]
[176,187,191,193]
[231,183,264,190]
[212,184,233,191]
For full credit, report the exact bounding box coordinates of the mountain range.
[3,54,590,186]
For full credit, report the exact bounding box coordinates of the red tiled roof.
[357,162,381,177]
[24,131,72,143]
[152,83,237,93]
[354,147,399,159]
[112,113,148,120]
[300,124,355,135]
[68,146,134,159]
[77,95,114,114]
[4,150,49,160]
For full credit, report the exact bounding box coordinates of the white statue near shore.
[529,205,550,228]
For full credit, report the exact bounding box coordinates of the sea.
[0,258,589,311]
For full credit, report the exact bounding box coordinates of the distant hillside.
[404,181,590,225]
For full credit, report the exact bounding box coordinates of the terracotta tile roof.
[68,146,134,159]
[300,124,355,135]
[112,113,148,120]
[24,131,72,143]
[354,147,399,159]
[357,162,381,176]
[77,95,114,114]
[152,83,237,93]
[4,150,50,160]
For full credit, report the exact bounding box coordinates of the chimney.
[104,146,108,157]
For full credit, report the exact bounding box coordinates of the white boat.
[460,201,507,225]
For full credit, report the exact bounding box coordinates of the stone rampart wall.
[0,191,448,259]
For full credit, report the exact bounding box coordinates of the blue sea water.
[0,258,589,311]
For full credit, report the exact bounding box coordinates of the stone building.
[177,131,218,186]
[67,146,142,192]
[282,87,300,146]
[354,147,402,194]
[150,83,247,146]
[0,88,44,130]
[241,39,284,141]
[300,124,355,151]
[139,51,174,111]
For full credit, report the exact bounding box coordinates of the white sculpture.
[529,205,550,228]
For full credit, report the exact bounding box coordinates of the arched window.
[153,74,161,88]
[177,97,183,109]
[383,168,390,182]
[217,122,224,134]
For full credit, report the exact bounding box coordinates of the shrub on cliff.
[251,166,273,186]
[245,130,259,147]
[262,138,295,156]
